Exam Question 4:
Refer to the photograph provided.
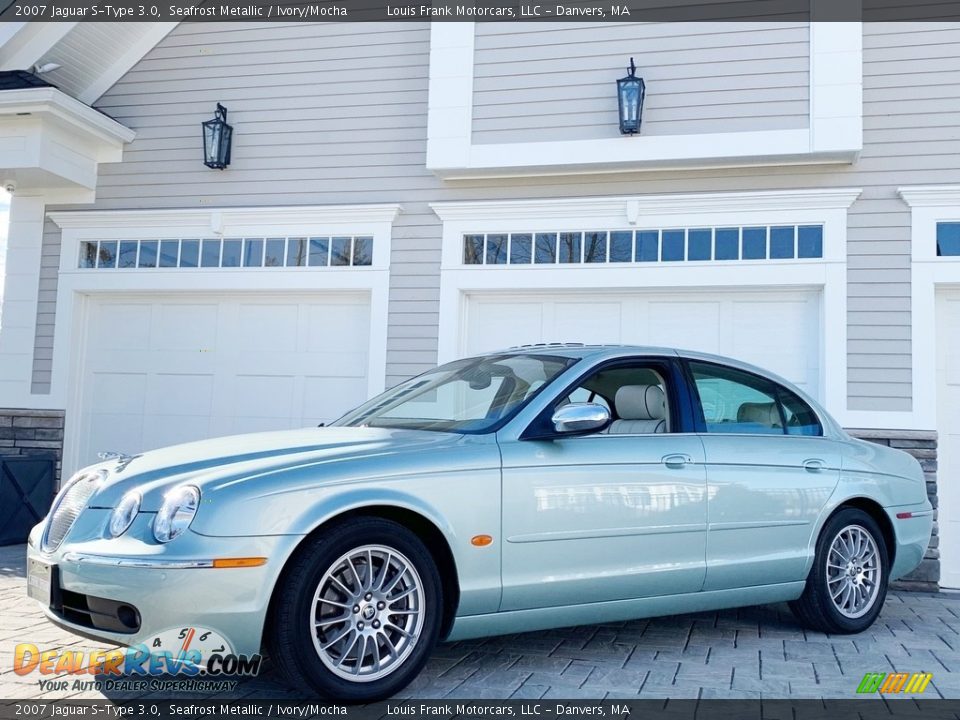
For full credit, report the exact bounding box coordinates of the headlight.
[107,491,140,538]
[153,485,200,543]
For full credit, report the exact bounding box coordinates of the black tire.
[267,517,443,702]
[790,507,890,634]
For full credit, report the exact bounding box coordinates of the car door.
[498,358,708,612]
[685,359,843,591]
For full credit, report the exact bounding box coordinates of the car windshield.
[334,353,578,433]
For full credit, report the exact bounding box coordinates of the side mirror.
[551,403,611,435]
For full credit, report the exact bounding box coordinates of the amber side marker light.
[471,535,494,547]
[212,557,267,568]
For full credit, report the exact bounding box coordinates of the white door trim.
[900,185,960,590]
[49,204,398,474]
[432,188,859,424]
[899,186,960,431]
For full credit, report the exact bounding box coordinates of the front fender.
[194,467,503,617]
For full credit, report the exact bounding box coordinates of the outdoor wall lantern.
[202,103,233,169]
[617,58,646,135]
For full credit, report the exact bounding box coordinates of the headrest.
[615,385,665,421]
[737,402,782,427]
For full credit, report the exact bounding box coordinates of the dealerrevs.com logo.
[14,626,262,693]
[857,672,934,694]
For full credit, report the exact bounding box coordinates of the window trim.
[682,359,824,438]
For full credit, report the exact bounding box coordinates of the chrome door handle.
[663,454,691,469]
[803,458,826,472]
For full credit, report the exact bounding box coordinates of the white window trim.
[897,186,960,431]
[432,188,860,424]
[427,23,862,179]
[48,204,399,474]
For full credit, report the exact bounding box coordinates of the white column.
[0,193,46,406]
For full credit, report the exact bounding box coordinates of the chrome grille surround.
[41,469,107,553]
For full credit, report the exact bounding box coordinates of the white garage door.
[937,289,960,589]
[76,293,370,467]
[463,288,822,398]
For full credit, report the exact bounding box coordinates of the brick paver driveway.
[1,544,958,701]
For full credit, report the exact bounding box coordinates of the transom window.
[937,222,960,256]
[462,225,823,266]
[78,236,374,269]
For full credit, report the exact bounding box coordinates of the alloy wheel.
[310,544,425,682]
[826,524,881,619]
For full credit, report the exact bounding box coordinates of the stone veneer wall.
[0,408,64,481]
[847,428,939,592]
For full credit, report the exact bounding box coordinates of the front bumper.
[27,510,304,657]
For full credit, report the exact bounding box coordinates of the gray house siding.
[473,22,810,144]
[29,21,960,408]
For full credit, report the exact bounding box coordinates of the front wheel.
[267,517,443,701]
[790,507,889,634]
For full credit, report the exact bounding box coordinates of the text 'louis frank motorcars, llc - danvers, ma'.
[26,346,932,701]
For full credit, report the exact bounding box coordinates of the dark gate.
[0,453,56,546]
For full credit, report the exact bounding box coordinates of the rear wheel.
[790,507,889,633]
[268,517,442,701]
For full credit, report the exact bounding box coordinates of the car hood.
[88,426,472,511]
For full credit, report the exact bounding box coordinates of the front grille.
[42,471,103,552]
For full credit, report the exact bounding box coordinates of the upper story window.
[78,236,374,269]
[462,225,823,266]
[937,222,960,256]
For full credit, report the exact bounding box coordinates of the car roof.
[492,343,794,387]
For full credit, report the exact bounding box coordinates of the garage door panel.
[78,293,372,465]
[309,351,369,377]
[237,303,299,353]
[154,304,219,351]
[89,304,151,350]
[646,301,721,353]
[937,291,960,588]
[142,352,219,375]
[143,414,212,450]
[303,375,369,423]
[463,289,822,402]
[943,297,960,386]
[232,375,296,419]
[147,373,214,416]
[731,299,815,388]
[305,301,370,352]
[85,413,144,462]
[229,416,299,436]
[467,300,544,355]
[555,302,623,345]
[88,372,146,414]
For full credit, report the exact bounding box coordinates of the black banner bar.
[2,700,960,720]
[3,0,960,22]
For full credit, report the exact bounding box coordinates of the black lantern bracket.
[617,57,646,136]
[202,102,233,170]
